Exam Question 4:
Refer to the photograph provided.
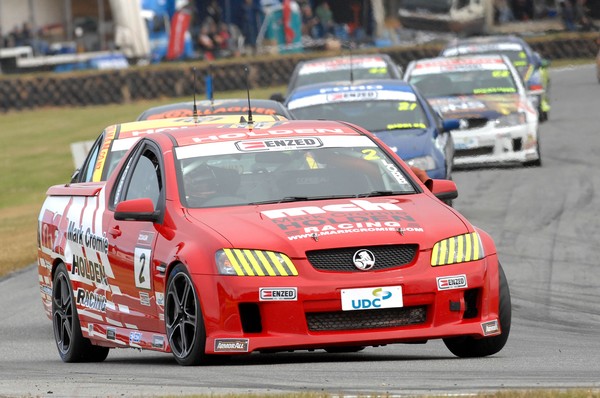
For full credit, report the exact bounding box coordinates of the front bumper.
[451,122,539,167]
[195,254,501,355]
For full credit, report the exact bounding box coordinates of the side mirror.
[270,93,285,103]
[442,118,460,132]
[428,179,458,201]
[114,198,159,222]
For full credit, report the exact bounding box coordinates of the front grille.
[307,306,427,331]
[456,146,494,157]
[306,245,418,272]
[463,117,489,129]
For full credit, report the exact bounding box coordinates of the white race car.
[404,55,541,168]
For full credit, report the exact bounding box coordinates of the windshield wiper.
[247,195,357,205]
[356,190,412,198]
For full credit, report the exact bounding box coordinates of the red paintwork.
[37,119,502,358]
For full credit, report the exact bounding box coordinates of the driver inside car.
[184,163,220,203]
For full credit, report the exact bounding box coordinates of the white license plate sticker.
[341,286,403,311]
[454,137,479,150]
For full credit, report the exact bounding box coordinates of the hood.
[371,128,435,160]
[428,94,521,120]
[186,197,469,257]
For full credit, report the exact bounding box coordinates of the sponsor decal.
[40,209,60,250]
[214,339,249,352]
[319,84,383,94]
[259,287,297,301]
[152,335,165,349]
[327,91,378,102]
[76,288,107,311]
[156,292,164,306]
[437,275,468,290]
[236,137,323,152]
[39,284,52,296]
[106,327,116,340]
[139,292,151,306]
[353,249,375,271]
[137,231,155,245]
[67,221,109,254]
[262,199,403,219]
[72,254,108,285]
[189,128,351,144]
[341,286,403,311]
[93,125,117,181]
[261,199,423,241]
[481,320,500,336]
[88,323,94,335]
[129,331,142,344]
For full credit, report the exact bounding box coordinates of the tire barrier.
[1,32,597,113]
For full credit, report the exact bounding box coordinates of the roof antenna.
[192,67,199,123]
[244,65,254,128]
[349,43,354,84]
[206,64,214,110]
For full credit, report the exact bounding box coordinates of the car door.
[104,141,164,334]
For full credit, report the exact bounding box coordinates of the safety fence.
[0,33,597,112]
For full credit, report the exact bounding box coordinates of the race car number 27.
[134,247,152,290]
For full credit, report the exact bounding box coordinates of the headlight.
[406,156,436,171]
[216,249,298,276]
[495,112,526,128]
[431,232,484,266]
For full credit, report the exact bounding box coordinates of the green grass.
[0,85,283,277]
[1,57,596,277]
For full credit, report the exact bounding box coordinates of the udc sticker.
[341,286,403,311]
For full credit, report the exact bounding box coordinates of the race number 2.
[134,247,152,290]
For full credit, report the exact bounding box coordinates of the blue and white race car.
[285,79,458,180]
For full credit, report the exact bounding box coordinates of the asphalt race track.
[1,64,599,398]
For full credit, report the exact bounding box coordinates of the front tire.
[524,135,542,167]
[165,264,207,366]
[443,263,511,358]
[52,263,109,362]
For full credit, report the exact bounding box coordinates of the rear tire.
[52,263,109,362]
[443,264,511,358]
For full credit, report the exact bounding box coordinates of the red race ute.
[37,118,510,365]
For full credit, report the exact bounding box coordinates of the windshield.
[294,58,393,90]
[290,99,429,132]
[400,0,452,13]
[175,136,417,208]
[410,68,517,97]
[443,45,529,76]
[295,69,392,88]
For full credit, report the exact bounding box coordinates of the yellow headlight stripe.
[439,239,447,265]
[254,251,277,276]
[243,249,266,276]
[431,242,440,265]
[251,250,277,276]
[430,232,483,266]
[448,236,455,264]
[267,251,289,276]
[472,232,480,260]
[456,234,464,263]
[282,254,299,276]
[464,233,472,262]
[224,248,245,276]
[233,249,255,276]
